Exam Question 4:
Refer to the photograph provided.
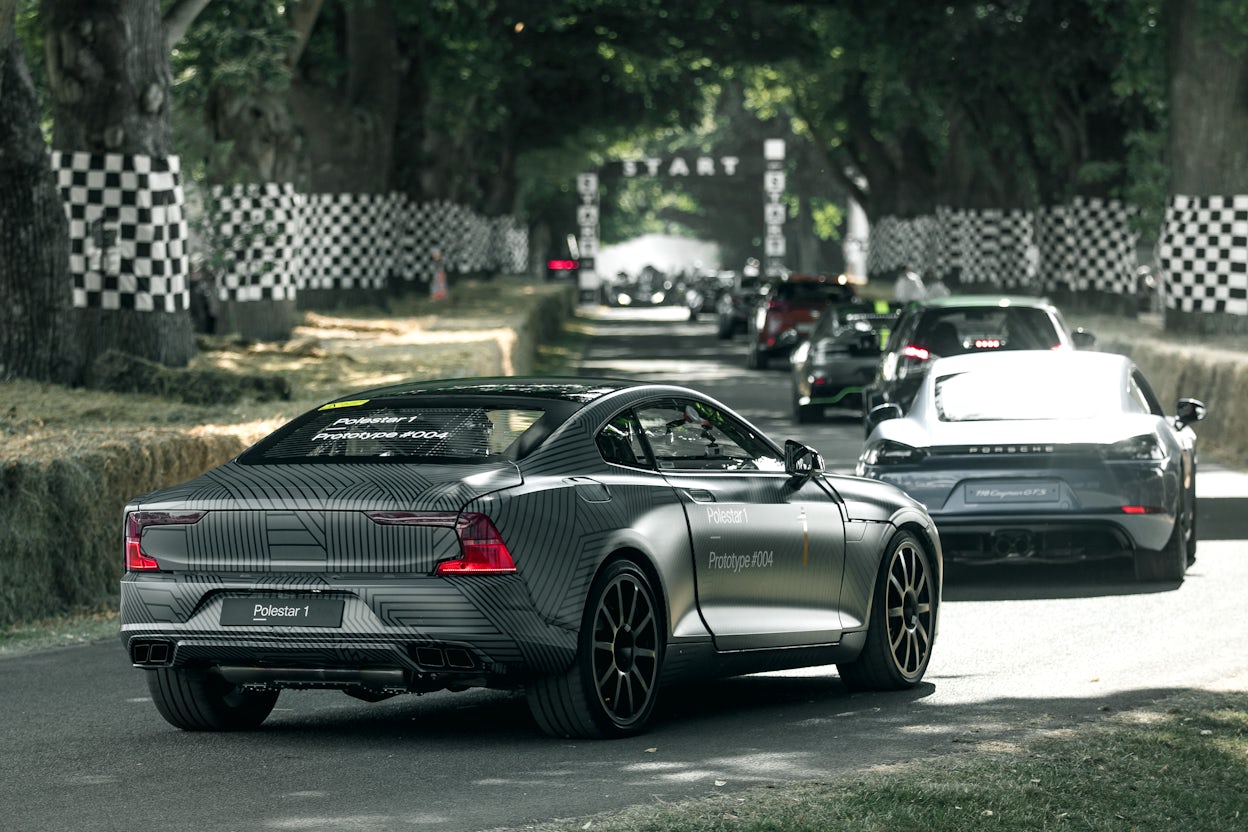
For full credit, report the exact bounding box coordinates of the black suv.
[863,295,1095,427]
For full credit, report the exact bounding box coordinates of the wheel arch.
[588,546,671,640]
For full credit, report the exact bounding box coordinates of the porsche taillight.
[366,511,517,574]
[125,511,205,571]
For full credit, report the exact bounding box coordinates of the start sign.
[621,156,742,177]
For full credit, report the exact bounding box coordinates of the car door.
[633,397,846,650]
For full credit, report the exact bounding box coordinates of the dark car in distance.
[121,377,942,739]
[715,270,766,338]
[858,351,1206,582]
[746,274,858,370]
[863,295,1095,423]
[790,300,903,423]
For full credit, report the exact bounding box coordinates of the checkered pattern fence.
[208,183,304,302]
[180,188,530,301]
[301,192,403,291]
[1065,197,1137,294]
[865,215,939,276]
[51,151,190,312]
[873,199,1134,297]
[1158,195,1248,315]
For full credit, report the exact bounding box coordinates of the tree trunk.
[289,0,398,194]
[1162,0,1248,335]
[0,16,79,383]
[41,0,196,368]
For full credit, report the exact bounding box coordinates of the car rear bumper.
[930,513,1173,563]
[119,573,578,689]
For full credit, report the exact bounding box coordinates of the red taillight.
[442,513,516,573]
[902,344,930,360]
[1121,506,1164,515]
[366,510,517,574]
[547,259,577,270]
[125,511,205,572]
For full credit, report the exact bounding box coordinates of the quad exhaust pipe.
[130,639,175,667]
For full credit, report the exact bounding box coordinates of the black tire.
[1187,508,1198,567]
[837,530,936,691]
[147,667,278,731]
[527,560,664,739]
[1185,478,1198,566]
[1134,508,1189,582]
[794,396,821,424]
[746,345,769,370]
[716,316,734,339]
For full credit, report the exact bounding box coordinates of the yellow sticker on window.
[318,399,370,411]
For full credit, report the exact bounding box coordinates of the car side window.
[595,411,652,468]
[1128,371,1164,416]
[634,399,785,472]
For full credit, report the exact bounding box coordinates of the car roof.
[908,294,1057,311]
[325,376,646,407]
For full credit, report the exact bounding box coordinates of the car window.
[913,306,1062,354]
[634,399,784,472]
[1129,370,1164,416]
[246,405,545,463]
[595,411,652,469]
[935,369,1121,421]
[774,281,854,305]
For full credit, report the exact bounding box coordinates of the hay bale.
[87,350,291,405]
[0,431,246,627]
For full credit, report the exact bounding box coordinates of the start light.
[973,338,1002,349]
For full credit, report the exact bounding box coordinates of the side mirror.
[1176,398,1207,427]
[784,439,824,478]
[1071,328,1097,349]
[865,402,903,433]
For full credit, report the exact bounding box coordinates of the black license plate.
[965,480,1060,504]
[220,597,344,627]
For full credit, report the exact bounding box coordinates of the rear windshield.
[242,405,547,463]
[935,370,1118,421]
[774,282,855,304]
[914,307,1062,354]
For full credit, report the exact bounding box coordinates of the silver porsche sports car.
[858,351,1206,582]
[122,378,941,738]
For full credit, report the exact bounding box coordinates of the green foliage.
[809,197,844,242]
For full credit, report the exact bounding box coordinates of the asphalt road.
[3,305,1245,832]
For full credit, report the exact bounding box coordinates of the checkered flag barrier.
[1034,205,1076,290]
[184,187,529,295]
[51,151,190,312]
[874,199,1135,297]
[1158,195,1248,315]
[301,192,403,291]
[397,198,528,282]
[865,215,940,276]
[1066,197,1138,294]
[208,183,304,303]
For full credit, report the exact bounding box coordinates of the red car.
[746,274,857,369]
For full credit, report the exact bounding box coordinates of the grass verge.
[516,689,1247,832]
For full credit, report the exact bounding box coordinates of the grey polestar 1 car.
[122,378,942,738]
[857,351,1207,582]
